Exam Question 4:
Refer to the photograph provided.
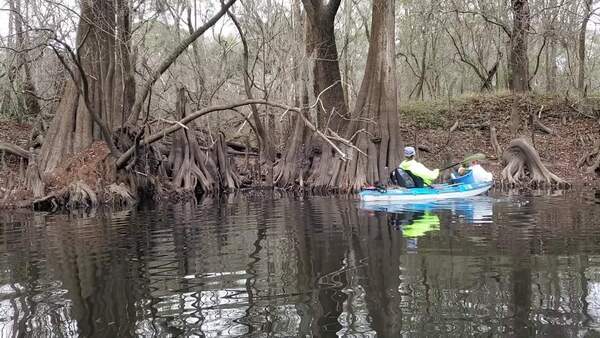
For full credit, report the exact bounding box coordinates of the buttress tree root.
[166,88,240,194]
[577,140,600,175]
[501,138,567,187]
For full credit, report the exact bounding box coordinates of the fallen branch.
[0,142,30,159]
[116,99,352,168]
[533,119,554,134]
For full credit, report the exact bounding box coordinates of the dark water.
[1,190,600,337]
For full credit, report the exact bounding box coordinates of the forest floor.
[397,93,600,188]
[0,93,599,209]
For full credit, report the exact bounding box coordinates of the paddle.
[441,153,486,171]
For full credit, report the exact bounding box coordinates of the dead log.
[501,137,567,187]
[227,140,258,153]
[533,118,554,134]
[116,99,353,169]
[0,142,30,160]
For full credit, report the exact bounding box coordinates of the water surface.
[1,190,600,337]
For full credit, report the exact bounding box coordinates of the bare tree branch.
[127,0,238,124]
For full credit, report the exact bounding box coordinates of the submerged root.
[33,181,97,211]
[67,181,98,209]
[34,181,136,211]
[501,137,567,187]
[106,183,136,206]
[25,150,44,198]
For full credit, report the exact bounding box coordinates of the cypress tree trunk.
[40,0,134,173]
[336,0,400,190]
[302,0,348,130]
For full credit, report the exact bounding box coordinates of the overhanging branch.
[116,99,351,168]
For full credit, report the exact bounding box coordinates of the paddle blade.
[462,153,486,163]
[441,153,487,171]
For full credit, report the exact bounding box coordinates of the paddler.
[457,159,493,183]
[398,146,440,187]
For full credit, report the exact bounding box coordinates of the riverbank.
[1,93,599,209]
[397,93,600,186]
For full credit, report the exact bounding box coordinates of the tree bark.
[302,0,348,130]
[509,0,530,92]
[302,0,350,189]
[40,0,235,176]
[334,0,400,190]
[40,0,129,173]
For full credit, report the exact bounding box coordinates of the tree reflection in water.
[0,190,599,336]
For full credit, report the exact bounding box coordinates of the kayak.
[359,181,493,202]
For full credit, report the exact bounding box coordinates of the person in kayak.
[397,146,440,187]
[458,159,493,183]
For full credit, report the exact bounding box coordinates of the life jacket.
[389,168,424,188]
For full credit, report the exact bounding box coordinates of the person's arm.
[411,162,439,180]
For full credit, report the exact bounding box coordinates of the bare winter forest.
[0,0,599,208]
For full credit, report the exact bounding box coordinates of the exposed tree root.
[167,89,239,194]
[105,183,136,206]
[33,181,137,211]
[215,133,241,190]
[501,137,567,187]
[577,140,600,175]
[25,150,44,198]
[66,181,98,209]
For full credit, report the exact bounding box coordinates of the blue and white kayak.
[359,182,493,202]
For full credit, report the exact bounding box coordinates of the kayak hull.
[359,182,492,202]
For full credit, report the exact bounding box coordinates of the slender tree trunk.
[2,0,40,119]
[545,37,557,93]
[578,0,593,96]
[228,10,276,187]
[509,0,530,92]
[276,0,308,186]
[416,39,428,100]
